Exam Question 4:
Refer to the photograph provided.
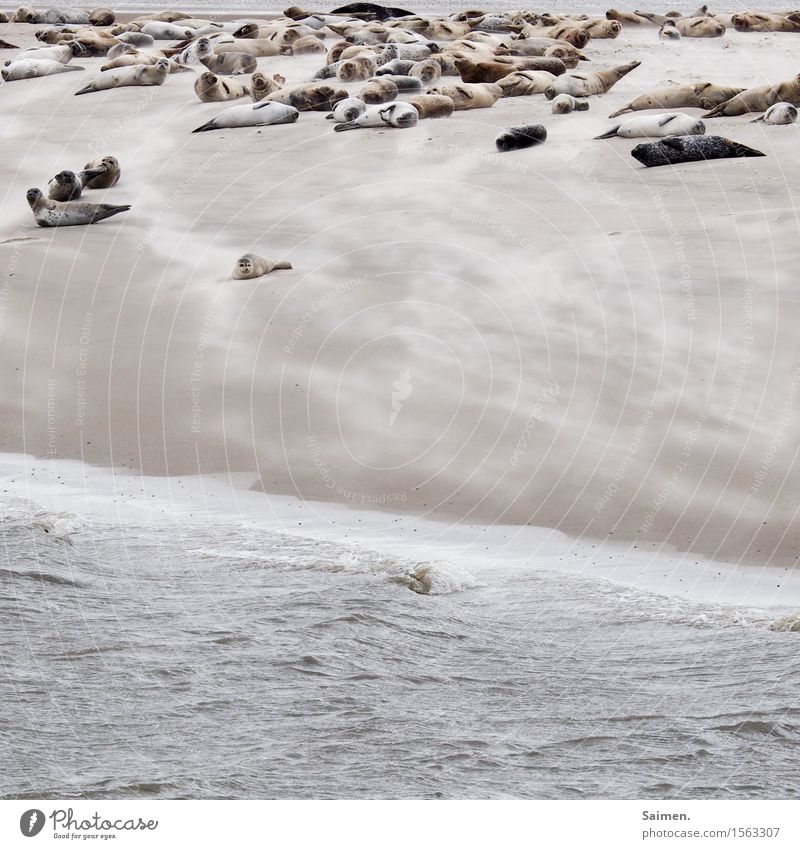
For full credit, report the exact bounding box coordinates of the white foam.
[1,452,799,611]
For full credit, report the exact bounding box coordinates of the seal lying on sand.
[495,124,547,151]
[609,83,746,117]
[232,254,292,279]
[631,136,765,167]
[595,113,705,140]
[27,188,130,227]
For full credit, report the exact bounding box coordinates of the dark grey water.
[2,498,799,799]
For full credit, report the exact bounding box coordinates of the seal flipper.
[750,114,766,123]
[607,106,632,118]
[334,120,359,131]
[658,114,679,126]
[661,137,686,150]
[192,119,217,132]
[594,124,621,139]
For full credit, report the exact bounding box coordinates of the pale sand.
[1,19,800,570]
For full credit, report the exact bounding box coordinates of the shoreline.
[3,450,800,612]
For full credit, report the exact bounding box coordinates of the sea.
[2,1,800,801]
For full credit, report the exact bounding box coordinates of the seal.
[326,97,367,122]
[176,37,213,66]
[359,77,399,104]
[75,59,170,95]
[336,56,377,82]
[376,58,415,76]
[373,74,422,91]
[544,60,640,98]
[631,135,765,167]
[232,253,292,279]
[497,70,557,97]
[27,188,130,227]
[406,93,454,118]
[596,113,705,139]
[551,93,589,113]
[427,82,502,110]
[47,170,88,201]
[193,101,299,132]
[19,43,83,62]
[752,102,798,124]
[214,39,290,58]
[195,71,250,102]
[201,51,257,75]
[116,31,155,48]
[81,156,121,189]
[409,59,441,85]
[704,75,800,117]
[333,102,419,131]
[292,35,326,54]
[731,12,800,32]
[1,58,85,80]
[609,82,746,117]
[250,72,285,102]
[495,124,547,152]
[455,56,566,83]
[659,20,681,39]
[263,83,347,111]
[140,21,193,40]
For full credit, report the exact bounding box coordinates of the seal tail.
[702,103,727,118]
[607,106,632,118]
[91,204,131,223]
[192,119,217,132]
[594,125,620,139]
[272,261,292,270]
[333,121,360,132]
[750,114,765,123]
[74,84,94,96]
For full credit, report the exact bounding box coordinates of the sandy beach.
[2,11,800,573]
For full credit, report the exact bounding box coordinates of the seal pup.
[495,123,547,151]
[752,102,798,124]
[406,93,454,118]
[80,156,120,189]
[427,82,502,110]
[201,52,257,75]
[631,136,765,167]
[359,77,399,104]
[75,59,169,95]
[27,188,130,227]
[232,254,292,279]
[1,58,85,81]
[193,101,299,132]
[609,83,746,117]
[544,60,640,99]
[595,113,706,139]
[333,102,419,131]
[377,59,415,76]
[326,97,367,122]
[551,93,589,113]
[195,72,250,102]
[703,75,800,118]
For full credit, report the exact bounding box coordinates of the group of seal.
[3,3,795,237]
[29,155,125,227]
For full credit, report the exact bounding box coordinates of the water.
[2,494,799,799]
